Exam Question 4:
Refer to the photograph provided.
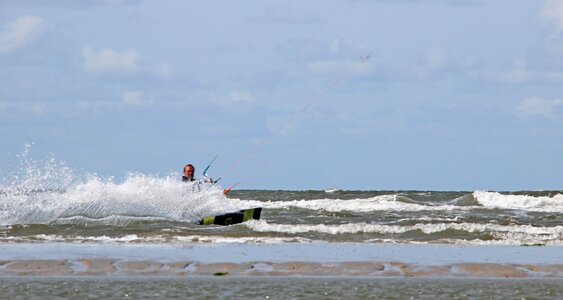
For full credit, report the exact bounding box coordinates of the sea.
[0,150,562,298]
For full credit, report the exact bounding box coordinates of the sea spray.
[1,174,239,225]
[0,146,236,225]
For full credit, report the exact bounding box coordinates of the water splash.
[2,143,74,194]
[0,145,237,226]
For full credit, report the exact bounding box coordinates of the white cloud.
[481,64,533,85]
[330,39,357,54]
[102,0,138,6]
[0,101,45,114]
[307,60,374,77]
[476,66,563,85]
[542,0,563,33]
[76,100,116,111]
[155,63,173,78]
[260,4,320,24]
[75,91,152,111]
[392,47,452,81]
[122,90,151,107]
[424,47,449,70]
[0,15,43,54]
[230,91,254,103]
[516,96,563,118]
[83,47,141,75]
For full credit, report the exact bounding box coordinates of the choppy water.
[1,148,561,246]
[1,277,561,299]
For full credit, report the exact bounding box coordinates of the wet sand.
[0,243,561,278]
[2,259,562,278]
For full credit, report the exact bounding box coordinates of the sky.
[1,0,562,191]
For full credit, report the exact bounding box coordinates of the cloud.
[259,4,320,24]
[474,63,563,85]
[76,91,152,111]
[392,47,454,81]
[530,0,563,68]
[0,101,45,114]
[424,47,449,70]
[83,47,141,75]
[330,39,366,55]
[76,100,113,111]
[541,0,563,33]
[307,60,374,77]
[470,1,563,84]
[2,0,141,9]
[230,91,254,103]
[0,15,44,55]
[122,90,151,107]
[155,63,173,78]
[516,96,563,118]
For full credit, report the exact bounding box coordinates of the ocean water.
[0,150,562,246]
[1,149,562,299]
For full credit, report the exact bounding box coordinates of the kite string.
[211,0,348,160]
[219,0,421,183]
[220,57,370,180]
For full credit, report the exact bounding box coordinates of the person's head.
[183,164,195,180]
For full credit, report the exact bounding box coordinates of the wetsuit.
[182,176,195,182]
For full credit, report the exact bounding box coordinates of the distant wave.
[245,220,563,244]
[473,190,563,212]
[228,190,563,213]
[231,196,478,213]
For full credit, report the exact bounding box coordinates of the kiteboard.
[198,207,262,226]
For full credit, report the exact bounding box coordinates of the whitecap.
[473,190,563,212]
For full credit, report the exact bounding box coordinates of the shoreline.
[0,243,561,278]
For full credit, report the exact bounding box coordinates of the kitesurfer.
[182,164,195,182]
[183,163,214,183]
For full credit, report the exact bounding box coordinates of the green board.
[198,207,262,226]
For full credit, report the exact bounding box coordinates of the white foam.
[1,146,245,225]
[473,190,563,212]
[244,220,563,243]
[0,173,239,226]
[0,233,313,244]
[230,195,477,213]
[174,235,313,244]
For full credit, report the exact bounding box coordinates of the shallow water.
[1,277,561,299]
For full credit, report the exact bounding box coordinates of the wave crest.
[473,190,563,212]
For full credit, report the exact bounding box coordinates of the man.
[182,164,195,182]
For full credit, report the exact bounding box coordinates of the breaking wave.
[473,190,563,213]
[244,220,563,245]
